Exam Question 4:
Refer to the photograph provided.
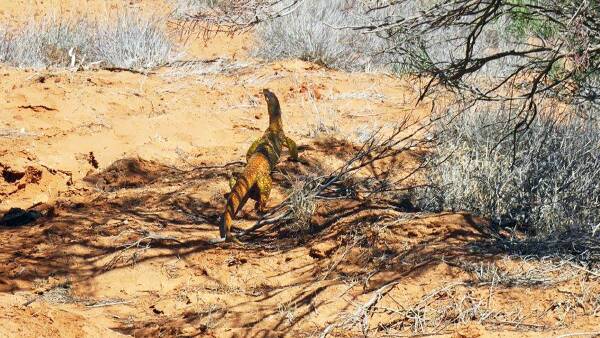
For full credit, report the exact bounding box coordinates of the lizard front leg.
[284,136,299,161]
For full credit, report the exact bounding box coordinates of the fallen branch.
[86,300,132,308]
[567,262,600,278]
[103,230,181,270]
[320,281,400,338]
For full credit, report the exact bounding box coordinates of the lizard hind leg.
[254,174,272,214]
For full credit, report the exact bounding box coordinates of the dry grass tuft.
[0,12,177,70]
[416,105,600,238]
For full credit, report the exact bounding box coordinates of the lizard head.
[262,88,281,117]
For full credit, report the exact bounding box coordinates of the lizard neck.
[267,100,283,132]
[269,117,283,132]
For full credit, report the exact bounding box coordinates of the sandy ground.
[1,1,600,337]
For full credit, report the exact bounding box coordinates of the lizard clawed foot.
[208,235,244,246]
[227,235,244,246]
[208,237,227,244]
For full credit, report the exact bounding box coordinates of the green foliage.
[506,0,558,39]
[390,37,434,75]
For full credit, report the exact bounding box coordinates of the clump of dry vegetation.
[176,0,393,70]
[283,175,318,234]
[252,0,391,71]
[416,106,600,238]
[0,12,176,70]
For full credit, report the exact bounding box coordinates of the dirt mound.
[0,162,71,210]
[83,157,173,191]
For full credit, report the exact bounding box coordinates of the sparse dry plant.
[41,283,77,304]
[324,268,599,337]
[283,175,318,234]
[0,16,94,68]
[253,0,391,71]
[104,229,181,271]
[321,281,540,337]
[0,128,37,138]
[277,301,298,325]
[416,105,600,238]
[94,12,177,70]
[306,110,340,138]
[0,12,177,70]
[354,0,600,129]
[452,256,579,287]
[195,303,224,330]
[0,27,12,62]
[176,0,306,36]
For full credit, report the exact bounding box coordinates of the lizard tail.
[220,167,258,239]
